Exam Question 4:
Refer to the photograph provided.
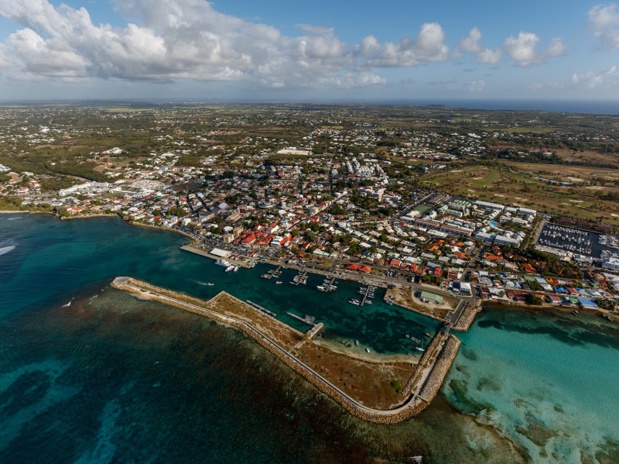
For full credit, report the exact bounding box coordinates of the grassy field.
[504,162,619,182]
[101,107,152,113]
[552,149,619,168]
[420,164,619,225]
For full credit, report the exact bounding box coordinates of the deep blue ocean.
[1,214,617,463]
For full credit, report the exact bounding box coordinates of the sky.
[0,0,617,102]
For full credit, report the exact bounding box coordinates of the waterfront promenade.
[111,276,461,424]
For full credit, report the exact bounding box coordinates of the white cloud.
[361,23,449,67]
[456,28,501,64]
[571,65,619,88]
[466,79,485,92]
[589,3,619,50]
[0,0,564,91]
[504,32,565,66]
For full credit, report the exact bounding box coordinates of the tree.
[526,293,543,305]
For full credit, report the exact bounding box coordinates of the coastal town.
[1,102,619,425]
[1,104,617,323]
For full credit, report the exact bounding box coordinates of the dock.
[318,275,337,292]
[289,270,308,286]
[359,285,375,306]
[180,245,251,268]
[286,311,316,327]
[246,300,277,318]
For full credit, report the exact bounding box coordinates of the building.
[419,291,444,304]
[577,297,599,310]
[602,257,619,272]
[210,248,231,258]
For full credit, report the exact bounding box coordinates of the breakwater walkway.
[111,276,460,424]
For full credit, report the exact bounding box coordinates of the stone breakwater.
[453,299,483,332]
[110,276,461,424]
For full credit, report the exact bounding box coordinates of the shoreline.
[60,213,118,221]
[129,221,195,240]
[483,298,618,321]
[111,276,460,424]
[0,209,54,216]
[9,211,614,326]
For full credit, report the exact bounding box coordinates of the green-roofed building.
[420,291,444,305]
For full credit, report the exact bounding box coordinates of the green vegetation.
[390,380,403,394]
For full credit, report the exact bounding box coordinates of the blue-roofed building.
[577,297,599,310]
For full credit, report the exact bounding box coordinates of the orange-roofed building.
[522,263,536,273]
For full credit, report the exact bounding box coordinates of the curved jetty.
[111,276,460,424]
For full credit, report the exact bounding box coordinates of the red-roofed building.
[522,264,536,273]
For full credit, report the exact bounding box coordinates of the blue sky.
[0,0,617,102]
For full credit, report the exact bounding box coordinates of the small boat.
[225,265,235,272]
[385,300,393,305]
[604,314,612,321]
[425,332,432,338]
[572,310,579,316]
[354,340,359,346]
[317,285,326,292]
[348,298,361,305]
[275,281,283,284]
[365,347,371,353]
[233,266,239,272]
[415,347,426,352]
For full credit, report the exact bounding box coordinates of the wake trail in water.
[0,245,16,256]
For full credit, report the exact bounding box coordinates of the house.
[577,297,599,310]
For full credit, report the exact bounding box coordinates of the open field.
[101,107,153,113]
[553,149,619,168]
[420,164,619,225]
[506,161,619,182]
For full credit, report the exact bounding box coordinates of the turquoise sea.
[0,214,617,463]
